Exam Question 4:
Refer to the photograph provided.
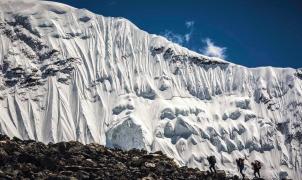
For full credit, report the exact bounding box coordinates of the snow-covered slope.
[0,0,301,179]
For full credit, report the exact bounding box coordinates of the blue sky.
[49,0,302,68]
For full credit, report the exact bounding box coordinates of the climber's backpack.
[209,156,216,164]
[255,160,261,169]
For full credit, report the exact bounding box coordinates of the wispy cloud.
[161,22,227,59]
[200,38,227,59]
[184,34,191,42]
[162,20,195,45]
[162,30,185,45]
[185,21,195,28]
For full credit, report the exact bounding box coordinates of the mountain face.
[0,0,301,179]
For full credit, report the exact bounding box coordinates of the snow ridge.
[0,1,301,179]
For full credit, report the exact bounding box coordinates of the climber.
[236,158,245,178]
[207,156,217,174]
[251,160,261,178]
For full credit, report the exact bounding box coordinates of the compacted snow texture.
[0,0,301,179]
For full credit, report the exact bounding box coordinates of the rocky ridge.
[0,134,231,180]
[0,1,301,179]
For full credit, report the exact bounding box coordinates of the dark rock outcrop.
[0,134,231,180]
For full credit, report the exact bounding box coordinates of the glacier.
[0,0,302,179]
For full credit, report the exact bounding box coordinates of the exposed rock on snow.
[0,0,301,179]
[229,110,242,120]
